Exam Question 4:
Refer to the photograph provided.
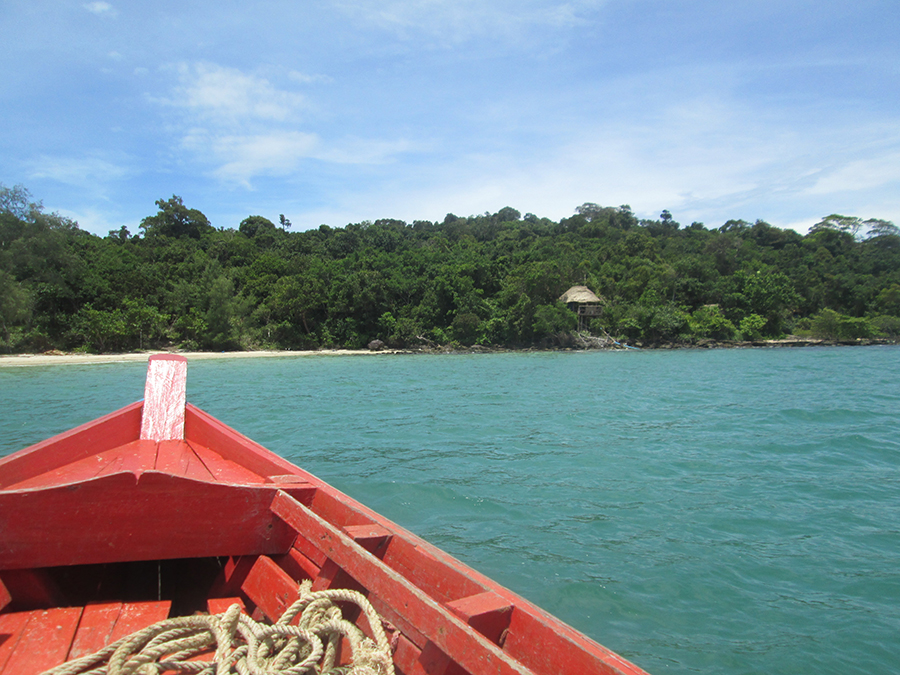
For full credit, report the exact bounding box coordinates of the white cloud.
[183,131,319,186]
[166,63,306,126]
[332,0,603,43]
[160,61,415,187]
[83,2,116,16]
[27,155,129,188]
[805,152,900,195]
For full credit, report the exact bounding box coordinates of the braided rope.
[42,581,394,675]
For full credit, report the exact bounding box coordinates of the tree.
[0,270,32,347]
[71,304,127,352]
[0,184,37,219]
[239,215,277,238]
[494,207,521,223]
[810,214,865,240]
[863,219,899,240]
[575,203,604,221]
[122,298,168,350]
[279,214,292,230]
[689,305,736,340]
[140,196,213,239]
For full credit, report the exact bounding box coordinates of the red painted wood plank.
[270,491,534,675]
[345,524,393,558]
[0,402,142,490]
[6,440,155,491]
[0,473,296,570]
[184,405,308,480]
[207,597,246,615]
[3,453,116,491]
[109,601,171,642]
[94,440,159,478]
[240,556,302,623]
[274,547,320,584]
[382,536,486,605]
[0,612,31,674]
[1,607,82,675]
[140,354,187,441]
[187,442,269,484]
[447,592,513,646]
[288,524,328,568]
[392,634,428,675]
[503,608,648,675]
[68,602,121,660]
[310,489,378,530]
[155,441,215,481]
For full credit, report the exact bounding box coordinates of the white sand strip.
[0,350,398,368]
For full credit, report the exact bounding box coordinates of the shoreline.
[0,338,895,367]
[0,349,400,368]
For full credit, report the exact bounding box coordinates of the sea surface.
[1,347,898,675]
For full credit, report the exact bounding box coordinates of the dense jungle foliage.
[1,184,899,353]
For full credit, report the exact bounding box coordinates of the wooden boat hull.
[0,355,649,675]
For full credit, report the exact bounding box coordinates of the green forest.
[1,184,899,354]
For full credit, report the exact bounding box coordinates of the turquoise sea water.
[1,347,898,675]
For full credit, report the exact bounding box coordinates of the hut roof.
[559,285,602,304]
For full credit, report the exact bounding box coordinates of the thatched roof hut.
[559,286,602,305]
[559,286,603,330]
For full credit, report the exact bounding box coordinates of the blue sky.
[2,0,898,236]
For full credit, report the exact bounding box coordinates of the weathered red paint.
[140,354,187,441]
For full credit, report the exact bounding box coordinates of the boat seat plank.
[155,441,215,481]
[271,491,534,675]
[0,607,82,675]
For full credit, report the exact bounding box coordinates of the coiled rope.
[42,581,395,675]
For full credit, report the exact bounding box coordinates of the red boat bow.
[0,354,650,675]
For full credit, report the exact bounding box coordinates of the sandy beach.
[0,349,399,368]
